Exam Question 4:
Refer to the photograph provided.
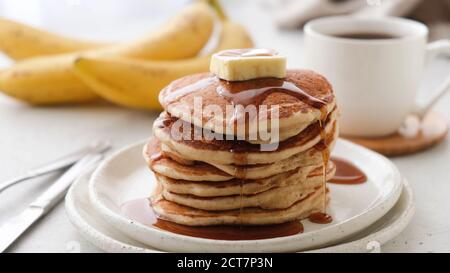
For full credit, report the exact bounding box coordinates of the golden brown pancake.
[153,109,337,165]
[143,138,233,181]
[145,66,338,227]
[161,168,333,211]
[159,163,335,211]
[144,134,336,181]
[163,186,317,210]
[159,69,336,142]
[156,162,335,197]
[151,187,329,226]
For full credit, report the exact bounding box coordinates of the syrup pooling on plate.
[309,212,333,224]
[307,157,368,223]
[120,198,304,240]
[329,157,367,185]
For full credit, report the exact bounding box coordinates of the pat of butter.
[210,48,286,81]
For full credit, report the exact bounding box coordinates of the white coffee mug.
[304,16,450,137]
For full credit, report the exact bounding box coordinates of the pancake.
[145,131,337,181]
[157,162,335,197]
[153,108,338,165]
[143,126,337,181]
[159,69,336,142]
[161,165,334,210]
[144,138,233,181]
[152,187,329,226]
[163,186,317,210]
[209,131,337,179]
[145,63,339,227]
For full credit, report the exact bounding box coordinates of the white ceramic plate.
[66,171,414,253]
[66,171,155,253]
[88,139,403,252]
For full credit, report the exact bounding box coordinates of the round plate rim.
[87,138,404,252]
[65,172,157,253]
[66,172,414,253]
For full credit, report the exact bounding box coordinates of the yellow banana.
[98,2,215,60]
[0,18,108,60]
[0,55,96,104]
[72,21,253,110]
[0,2,215,104]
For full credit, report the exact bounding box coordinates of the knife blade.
[0,152,105,252]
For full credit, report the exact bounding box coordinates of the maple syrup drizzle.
[218,48,278,57]
[329,157,367,184]
[308,157,368,223]
[216,78,326,110]
[161,72,333,228]
[232,152,248,177]
[121,198,303,240]
[162,76,218,106]
[239,180,244,227]
[312,106,333,224]
[231,152,248,226]
[162,75,327,126]
[217,77,331,225]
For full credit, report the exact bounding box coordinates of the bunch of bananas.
[0,1,253,110]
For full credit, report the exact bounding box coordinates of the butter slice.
[210,48,286,81]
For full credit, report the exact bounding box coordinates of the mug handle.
[413,39,450,119]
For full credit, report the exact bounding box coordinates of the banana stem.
[207,0,228,21]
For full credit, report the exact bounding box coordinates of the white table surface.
[0,0,449,253]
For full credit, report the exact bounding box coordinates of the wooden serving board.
[343,112,448,157]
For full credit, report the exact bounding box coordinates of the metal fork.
[0,140,111,194]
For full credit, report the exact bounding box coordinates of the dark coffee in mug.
[304,16,450,136]
[334,32,398,40]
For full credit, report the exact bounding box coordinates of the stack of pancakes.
[144,69,338,226]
